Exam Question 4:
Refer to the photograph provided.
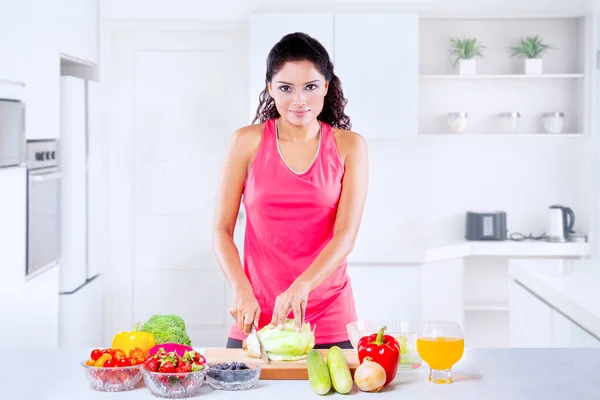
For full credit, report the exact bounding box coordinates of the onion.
[354,357,387,392]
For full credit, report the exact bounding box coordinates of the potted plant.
[510,35,554,75]
[449,37,485,75]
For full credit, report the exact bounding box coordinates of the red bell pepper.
[357,325,400,386]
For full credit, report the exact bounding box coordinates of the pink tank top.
[228,118,357,344]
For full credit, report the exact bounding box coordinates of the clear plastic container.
[80,361,143,392]
[447,112,468,133]
[205,361,262,391]
[141,367,207,398]
[542,112,564,134]
[499,112,520,133]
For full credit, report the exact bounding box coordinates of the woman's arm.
[212,126,262,334]
[271,131,369,329]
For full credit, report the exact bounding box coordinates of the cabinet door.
[0,167,27,347]
[248,13,333,122]
[509,280,552,347]
[347,264,421,321]
[334,13,418,138]
[25,0,60,139]
[57,0,98,64]
[551,309,600,348]
[0,0,26,83]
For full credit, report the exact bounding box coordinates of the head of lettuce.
[243,319,315,361]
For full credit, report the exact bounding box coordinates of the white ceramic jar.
[499,112,521,134]
[542,112,564,134]
[448,112,468,133]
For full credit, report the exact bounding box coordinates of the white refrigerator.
[58,76,104,348]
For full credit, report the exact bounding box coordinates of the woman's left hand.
[270,282,310,330]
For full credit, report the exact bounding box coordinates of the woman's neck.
[276,117,320,143]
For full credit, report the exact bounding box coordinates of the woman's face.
[268,60,329,127]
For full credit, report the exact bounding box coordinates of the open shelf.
[420,74,585,79]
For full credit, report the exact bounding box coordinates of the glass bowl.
[205,361,262,391]
[347,320,422,370]
[141,367,208,398]
[80,361,143,392]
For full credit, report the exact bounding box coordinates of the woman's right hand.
[230,287,261,335]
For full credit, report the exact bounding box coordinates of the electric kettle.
[546,205,575,242]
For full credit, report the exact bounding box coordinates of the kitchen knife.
[251,325,269,364]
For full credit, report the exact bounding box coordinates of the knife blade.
[251,325,269,364]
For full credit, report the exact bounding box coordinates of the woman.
[212,32,368,349]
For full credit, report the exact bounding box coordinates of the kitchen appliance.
[26,140,62,276]
[546,205,575,243]
[0,99,25,168]
[465,211,507,241]
[58,75,103,348]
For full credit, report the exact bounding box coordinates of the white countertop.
[4,348,599,399]
[348,239,591,264]
[509,259,600,339]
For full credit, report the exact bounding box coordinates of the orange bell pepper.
[112,322,156,356]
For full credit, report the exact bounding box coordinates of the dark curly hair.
[251,32,352,130]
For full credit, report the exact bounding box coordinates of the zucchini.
[307,350,331,395]
[326,346,353,394]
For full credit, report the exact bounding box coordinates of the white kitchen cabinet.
[248,13,333,122]
[348,259,463,328]
[509,280,600,348]
[248,12,419,138]
[509,280,552,347]
[334,13,419,138]
[22,266,59,349]
[551,309,600,348]
[25,0,60,139]
[0,0,26,83]
[0,167,27,348]
[348,264,422,322]
[57,0,98,64]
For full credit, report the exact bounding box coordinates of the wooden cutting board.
[203,348,359,380]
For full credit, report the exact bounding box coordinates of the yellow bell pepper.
[112,322,156,356]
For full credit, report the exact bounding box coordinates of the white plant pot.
[459,59,476,76]
[525,58,543,75]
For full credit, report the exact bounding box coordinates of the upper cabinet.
[57,0,98,64]
[248,12,419,138]
[334,13,418,138]
[0,0,27,84]
[25,0,60,139]
[248,13,334,123]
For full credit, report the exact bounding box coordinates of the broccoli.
[139,314,192,346]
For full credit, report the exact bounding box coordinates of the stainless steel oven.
[26,140,62,277]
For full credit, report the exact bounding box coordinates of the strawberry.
[144,357,159,372]
[159,361,176,373]
[176,362,192,373]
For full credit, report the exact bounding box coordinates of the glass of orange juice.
[416,321,464,384]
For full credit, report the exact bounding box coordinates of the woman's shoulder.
[331,127,367,161]
[230,123,265,152]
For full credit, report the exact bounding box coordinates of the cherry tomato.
[129,347,145,360]
[85,359,96,366]
[117,357,132,367]
[90,349,103,361]
[131,355,145,365]
[104,358,116,368]
[113,349,127,361]
[101,348,113,355]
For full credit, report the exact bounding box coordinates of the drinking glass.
[416,321,464,384]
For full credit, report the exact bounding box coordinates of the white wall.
[100,0,597,247]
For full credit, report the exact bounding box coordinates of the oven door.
[27,167,62,276]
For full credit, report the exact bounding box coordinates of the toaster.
[465,211,507,241]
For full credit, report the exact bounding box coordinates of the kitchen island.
[3,347,599,399]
